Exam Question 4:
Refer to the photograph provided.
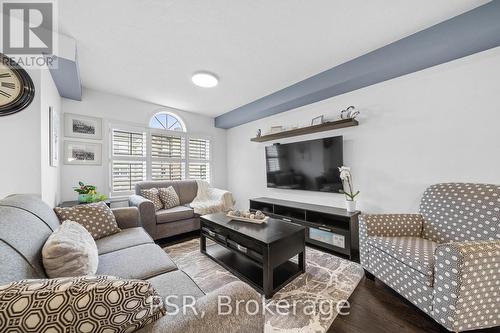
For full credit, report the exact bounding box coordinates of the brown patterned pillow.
[0,276,165,333]
[159,186,180,209]
[141,188,163,211]
[54,202,120,240]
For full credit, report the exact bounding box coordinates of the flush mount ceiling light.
[192,72,219,88]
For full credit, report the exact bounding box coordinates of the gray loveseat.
[360,183,500,332]
[129,180,231,240]
[0,194,262,333]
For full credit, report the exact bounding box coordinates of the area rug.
[164,239,363,333]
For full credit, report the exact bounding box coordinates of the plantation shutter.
[151,162,185,181]
[112,130,145,156]
[188,163,210,181]
[151,134,185,158]
[188,138,210,160]
[112,161,146,192]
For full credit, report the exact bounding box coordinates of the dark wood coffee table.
[200,212,306,298]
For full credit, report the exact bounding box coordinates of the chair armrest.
[129,195,157,238]
[359,214,423,268]
[141,281,263,333]
[432,240,500,331]
[112,207,139,229]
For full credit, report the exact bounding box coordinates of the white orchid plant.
[338,166,360,201]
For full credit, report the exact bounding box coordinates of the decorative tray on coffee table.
[226,211,269,224]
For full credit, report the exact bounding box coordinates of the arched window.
[149,112,186,132]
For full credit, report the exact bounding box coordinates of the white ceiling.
[58,0,488,117]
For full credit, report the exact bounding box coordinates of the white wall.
[227,46,500,213]
[0,68,61,206]
[40,70,62,207]
[60,88,227,201]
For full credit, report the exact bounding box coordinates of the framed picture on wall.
[64,141,102,165]
[64,113,103,140]
[49,107,59,167]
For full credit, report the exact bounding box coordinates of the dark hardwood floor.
[158,234,500,333]
[328,275,500,333]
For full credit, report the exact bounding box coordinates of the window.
[149,112,185,132]
[188,138,210,181]
[111,129,146,194]
[109,112,212,197]
[150,133,186,181]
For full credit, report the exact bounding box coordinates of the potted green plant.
[338,166,360,212]
[74,182,108,204]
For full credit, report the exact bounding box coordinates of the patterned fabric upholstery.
[368,246,434,313]
[158,186,180,209]
[0,275,165,333]
[368,236,436,283]
[420,183,500,243]
[54,202,121,240]
[432,240,500,332]
[360,183,500,332]
[141,188,164,211]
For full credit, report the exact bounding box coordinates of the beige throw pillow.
[0,276,165,333]
[141,188,163,211]
[42,220,98,278]
[159,186,180,209]
[54,202,121,240]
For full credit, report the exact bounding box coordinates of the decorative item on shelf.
[256,129,262,137]
[340,106,359,120]
[311,115,324,126]
[338,166,359,212]
[74,181,108,204]
[227,209,269,224]
[269,126,283,134]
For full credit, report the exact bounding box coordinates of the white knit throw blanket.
[190,180,234,215]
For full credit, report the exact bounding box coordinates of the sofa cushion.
[159,186,180,209]
[368,236,437,279]
[0,275,165,333]
[97,243,177,279]
[42,221,98,278]
[147,271,204,305]
[96,227,153,255]
[141,188,164,211]
[54,202,121,240]
[156,206,194,224]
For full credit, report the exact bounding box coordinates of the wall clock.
[0,53,35,116]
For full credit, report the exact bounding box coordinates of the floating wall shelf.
[250,118,358,142]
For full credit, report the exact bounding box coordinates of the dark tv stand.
[250,197,360,261]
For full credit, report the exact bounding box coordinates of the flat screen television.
[265,136,343,193]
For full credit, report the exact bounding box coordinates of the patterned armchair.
[360,183,500,332]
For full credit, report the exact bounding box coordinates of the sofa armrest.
[359,214,423,268]
[208,188,235,210]
[142,281,263,333]
[432,239,500,331]
[129,195,157,238]
[112,207,140,229]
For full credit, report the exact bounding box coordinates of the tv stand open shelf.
[250,197,360,261]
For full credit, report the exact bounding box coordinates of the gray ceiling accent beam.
[47,51,82,101]
[215,1,500,129]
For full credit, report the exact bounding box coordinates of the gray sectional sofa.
[0,194,263,333]
[129,180,201,240]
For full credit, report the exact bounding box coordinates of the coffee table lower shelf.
[203,243,302,298]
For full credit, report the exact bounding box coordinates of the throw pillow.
[0,276,165,333]
[42,220,98,278]
[141,188,163,211]
[159,186,180,209]
[54,202,121,240]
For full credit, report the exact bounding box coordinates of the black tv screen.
[265,136,343,193]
